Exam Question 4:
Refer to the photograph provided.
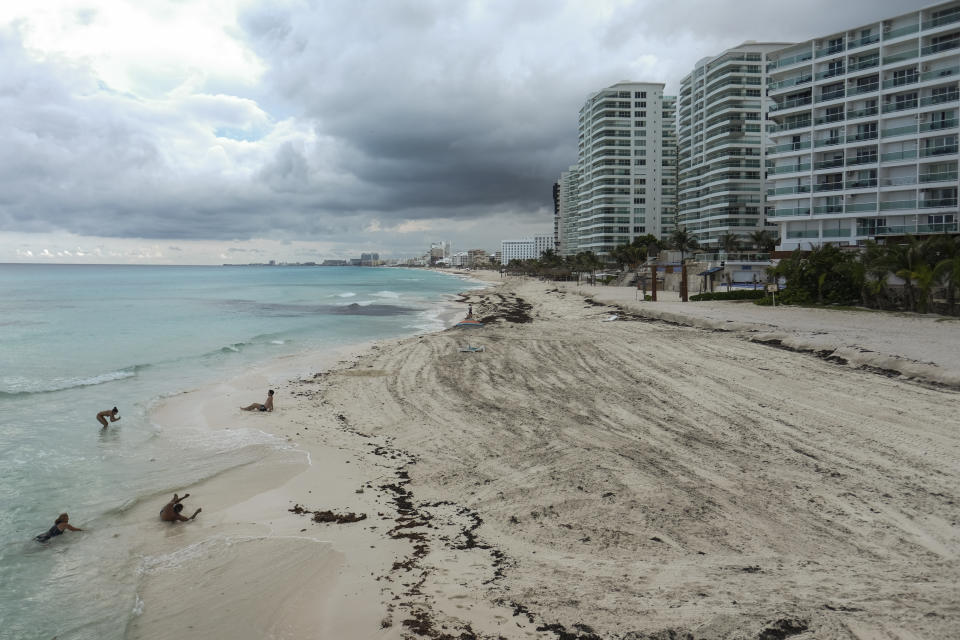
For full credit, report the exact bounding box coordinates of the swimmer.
[240,389,274,412]
[35,513,83,542]
[160,493,201,522]
[96,407,121,428]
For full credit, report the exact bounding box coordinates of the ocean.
[0,263,478,639]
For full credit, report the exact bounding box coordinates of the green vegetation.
[768,235,960,315]
[690,290,766,302]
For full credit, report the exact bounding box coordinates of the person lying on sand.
[240,389,274,412]
[160,493,201,522]
[35,513,83,542]
[96,407,121,428]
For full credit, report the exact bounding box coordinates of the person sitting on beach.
[96,407,121,428]
[160,493,201,522]
[240,389,274,412]
[35,513,83,542]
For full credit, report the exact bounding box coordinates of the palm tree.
[748,229,777,253]
[718,232,741,254]
[670,226,699,263]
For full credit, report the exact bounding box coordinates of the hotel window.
[827,37,844,53]
[932,86,958,103]
[634,198,646,204]
[827,60,844,77]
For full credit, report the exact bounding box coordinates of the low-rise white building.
[501,234,554,264]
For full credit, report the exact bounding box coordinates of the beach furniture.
[455,318,484,328]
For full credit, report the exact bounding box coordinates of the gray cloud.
[0,0,927,255]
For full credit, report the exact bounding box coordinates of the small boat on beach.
[455,318,484,328]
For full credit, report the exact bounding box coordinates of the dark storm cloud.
[0,0,929,247]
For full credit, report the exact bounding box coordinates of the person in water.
[96,407,121,428]
[160,493,201,522]
[35,513,83,542]
[240,389,274,412]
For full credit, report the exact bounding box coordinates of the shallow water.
[0,264,476,639]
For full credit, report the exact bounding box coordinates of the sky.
[0,0,924,264]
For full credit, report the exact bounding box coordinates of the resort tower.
[677,42,792,249]
[558,81,676,257]
[765,1,960,250]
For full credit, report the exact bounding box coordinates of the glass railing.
[926,12,960,29]
[881,149,919,161]
[817,90,846,102]
[770,96,812,111]
[885,23,920,39]
[814,158,844,169]
[813,205,844,214]
[768,75,813,90]
[849,33,881,48]
[882,124,919,137]
[771,120,812,132]
[787,230,820,239]
[767,185,811,195]
[884,50,919,64]
[768,163,811,174]
[847,155,879,166]
[920,170,959,182]
[847,179,878,189]
[922,66,960,82]
[864,222,959,235]
[883,74,920,89]
[847,106,879,119]
[848,131,879,142]
[815,44,845,58]
[848,57,880,72]
[921,198,959,208]
[883,99,919,113]
[920,118,958,131]
[815,113,846,125]
[921,93,960,106]
[814,182,844,192]
[922,39,960,56]
[816,67,846,80]
[815,136,845,147]
[882,176,918,186]
[768,141,812,153]
[848,82,880,96]
[879,199,917,210]
[920,144,959,156]
[766,51,814,71]
[771,208,811,217]
[846,202,878,212]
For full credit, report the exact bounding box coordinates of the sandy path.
[306,277,959,639]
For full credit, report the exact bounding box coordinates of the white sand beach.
[130,272,959,639]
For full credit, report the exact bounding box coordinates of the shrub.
[689,290,767,302]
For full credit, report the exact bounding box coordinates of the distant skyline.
[1,0,924,264]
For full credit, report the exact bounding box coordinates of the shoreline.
[126,275,493,639]
[132,273,957,638]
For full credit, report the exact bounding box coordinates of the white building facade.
[501,234,554,264]
[677,42,792,249]
[557,82,676,257]
[766,1,960,250]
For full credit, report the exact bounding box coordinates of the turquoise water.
[0,264,476,639]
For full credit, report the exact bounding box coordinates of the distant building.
[360,252,380,266]
[321,259,347,266]
[501,233,554,264]
[556,81,677,256]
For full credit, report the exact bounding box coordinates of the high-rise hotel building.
[765,1,960,250]
[677,42,792,249]
[556,82,676,256]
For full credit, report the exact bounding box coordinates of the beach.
[132,272,959,639]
